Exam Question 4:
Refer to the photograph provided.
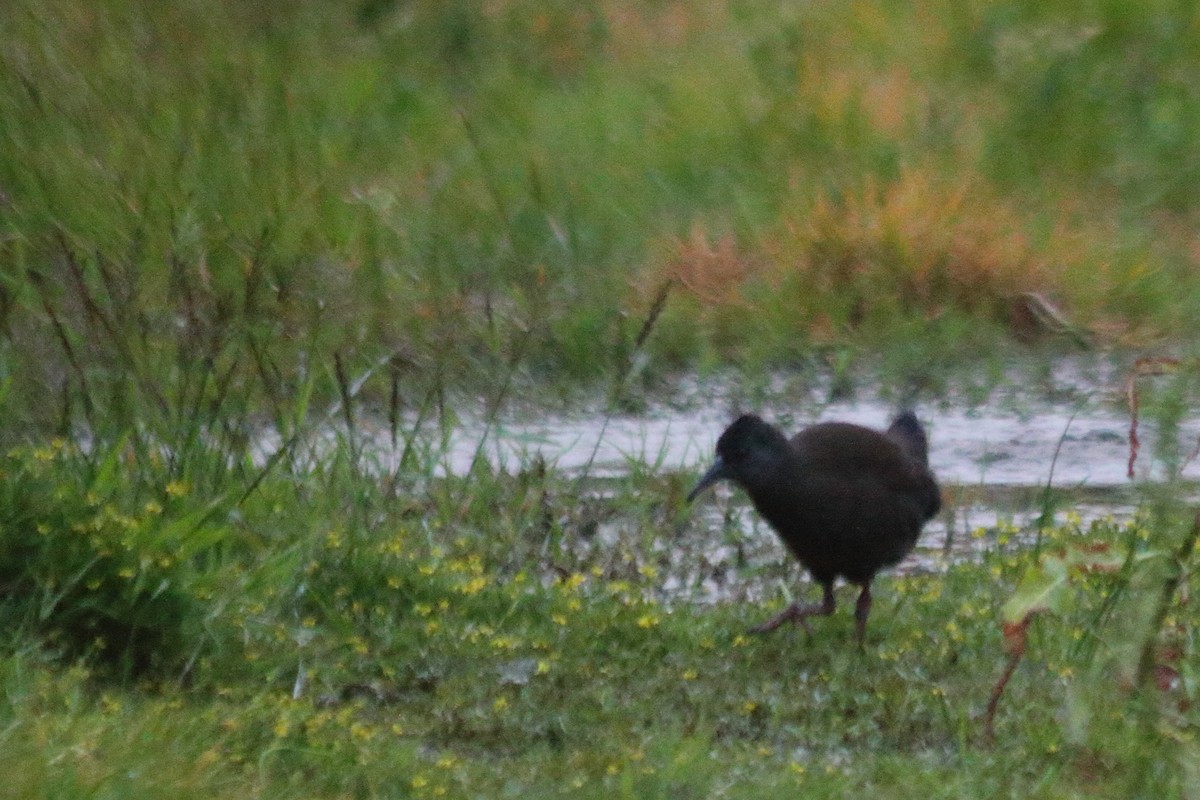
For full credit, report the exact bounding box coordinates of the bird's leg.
[853,583,872,645]
[750,583,836,634]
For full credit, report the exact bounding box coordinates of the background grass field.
[3,1,1200,797]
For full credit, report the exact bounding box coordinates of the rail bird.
[688,412,940,643]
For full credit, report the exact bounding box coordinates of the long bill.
[686,456,728,503]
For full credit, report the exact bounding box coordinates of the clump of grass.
[772,169,1048,331]
[0,437,230,680]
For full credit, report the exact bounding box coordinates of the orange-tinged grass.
[636,166,1171,345]
[603,0,710,60]
[795,58,935,142]
[770,168,1112,334]
[659,223,761,307]
[793,168,1047,316]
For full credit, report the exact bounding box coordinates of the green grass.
[1,432,1199,798]
[3,0,1200,430]
[5,1,1200,796]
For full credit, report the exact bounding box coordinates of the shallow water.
[425,397,1198,487]
[282,357,1200,602]
[363,359,1200,490]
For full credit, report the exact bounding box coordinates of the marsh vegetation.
[3,1,1200,796]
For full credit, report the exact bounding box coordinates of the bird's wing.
[792,422,940,517]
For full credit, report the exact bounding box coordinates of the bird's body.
[688,412,940,642]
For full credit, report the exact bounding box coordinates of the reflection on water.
[355,359,1200,487]
[424,399,1197,486]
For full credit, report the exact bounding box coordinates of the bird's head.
[687,414,791,502]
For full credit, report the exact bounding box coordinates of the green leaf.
[1001,554,1070,624]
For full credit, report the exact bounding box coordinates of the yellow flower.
[165,480,188,498]
[460,576,488,595]
[682,669,698,680]
[742,701,759,714]
[493,696,509,712]
[274,719,290,738]
[636,614,659,629]
[412,775,429,789]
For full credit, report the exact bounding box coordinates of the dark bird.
[688,412,940,643]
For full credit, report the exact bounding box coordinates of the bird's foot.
[749,602,823,635]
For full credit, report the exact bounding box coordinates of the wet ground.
[448,393,1197,601]
[298,356,1200,604]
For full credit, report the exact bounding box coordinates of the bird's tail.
[887,411,929,466]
